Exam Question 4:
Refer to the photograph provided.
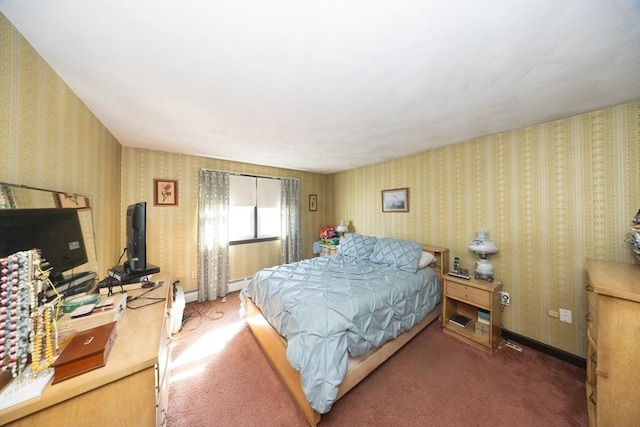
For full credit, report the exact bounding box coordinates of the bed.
[240,234,449,426]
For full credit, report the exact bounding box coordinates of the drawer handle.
[160,409,168,426]
[585,312,593,322]
[589,390,597,405]
[587,327,597,347]
[596,368,608,378]
[585,284,593,291]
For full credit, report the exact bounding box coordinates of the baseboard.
[501,329,586,369]
[185,289,198,303]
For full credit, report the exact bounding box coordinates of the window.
[229,175,281,243]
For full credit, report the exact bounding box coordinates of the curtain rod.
[200,168,299,182]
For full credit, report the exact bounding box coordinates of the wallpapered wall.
[0,14,122,279]
[329,102,640,357]
[120,147,328,292]
[3,13,639,357]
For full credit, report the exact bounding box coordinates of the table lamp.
[336,220,349,237]
[468,229,499,281]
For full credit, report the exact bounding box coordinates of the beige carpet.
[167,292,587,426]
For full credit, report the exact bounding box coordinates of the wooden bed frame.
[244,245,449,426]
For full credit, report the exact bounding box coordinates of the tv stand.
[106,263,160,284]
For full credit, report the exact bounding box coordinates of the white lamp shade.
[469,229,499,254]
[336,221,348,233]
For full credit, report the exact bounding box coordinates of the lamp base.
[474,271,494,282]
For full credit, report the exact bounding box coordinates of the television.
[0,208,88,283]
[125,201,147,273]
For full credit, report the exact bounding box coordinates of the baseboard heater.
[228,276,252,292]
[182,276,252,304]
[501,329,586,369]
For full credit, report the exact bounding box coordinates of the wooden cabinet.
[0,273,173,426]
[442,275,502,354]
[585,259,640,427]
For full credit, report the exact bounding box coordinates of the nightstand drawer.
[446,281,491,308]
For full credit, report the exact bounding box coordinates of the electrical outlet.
[191,271,197,279]
[498,291,510,306]
[559,309,572,323]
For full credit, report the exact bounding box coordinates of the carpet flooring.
[167,292,588,426]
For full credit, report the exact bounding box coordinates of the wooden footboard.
[245,297,441,426]
[245,297,321,426]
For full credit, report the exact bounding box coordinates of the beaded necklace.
[0,250,55,378]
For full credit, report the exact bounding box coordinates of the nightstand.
[442,274,502,354]
[320,244,339,257]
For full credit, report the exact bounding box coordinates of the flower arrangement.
[319,226,339,246]
[624,209,640,264]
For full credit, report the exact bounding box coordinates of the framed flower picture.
[154,179,178,206]
[309,194,318,212]
[54,192,91,209]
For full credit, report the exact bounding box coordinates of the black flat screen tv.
[125,201,147,273]
[0,208,88,283]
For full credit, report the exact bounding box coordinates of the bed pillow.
[370,237,423,272]
[418,251,436,269]
[338,233,378,260]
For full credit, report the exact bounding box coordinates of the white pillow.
[418,251,436,269]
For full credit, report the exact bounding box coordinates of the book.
[477,309,490,325]
[449,314,472,328]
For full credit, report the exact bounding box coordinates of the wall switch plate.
[559,308,572,323]
[547,309,559,318]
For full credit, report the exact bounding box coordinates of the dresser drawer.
[446,281,491,308]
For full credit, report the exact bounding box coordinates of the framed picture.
[381,188,409,212]
[309,194,317,212]
[54,192,91,209]
[154,179,178,206]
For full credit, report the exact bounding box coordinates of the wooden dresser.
[585,259,640,427]
[0,273,173,426]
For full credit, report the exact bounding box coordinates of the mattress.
[240,253,441,413]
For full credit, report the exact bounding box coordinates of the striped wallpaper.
[119,147,328,293]
[3,12,639,356]
[1,14,122,279]
[329,103,640,356]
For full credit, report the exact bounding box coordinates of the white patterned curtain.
[280,178,301,264]
[197,169,230,301]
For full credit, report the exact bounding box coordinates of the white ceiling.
[2,1,639,174]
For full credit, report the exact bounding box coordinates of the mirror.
[0,182,99,278]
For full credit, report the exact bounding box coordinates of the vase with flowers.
[624,209,640,265]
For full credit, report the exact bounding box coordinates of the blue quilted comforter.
[240,254,440,413]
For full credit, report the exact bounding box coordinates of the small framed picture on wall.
[309,194,317,212]
[381,188,409,212]
[154,179,178,206]
[54,192,91,209]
